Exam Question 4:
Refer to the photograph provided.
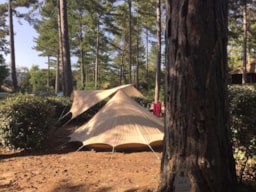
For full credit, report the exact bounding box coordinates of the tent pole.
[109,147,115,160]
[147,145,161,160]
[58,111,70,121]
[76,145,84,151]
[61,118,72,127]
[58,106,69,120]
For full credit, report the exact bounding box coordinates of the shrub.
[45,96,72,119]
[0,94,55,150]
[228,85,256,182]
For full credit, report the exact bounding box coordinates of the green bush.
[45,96,72,119]
[0,95,55,150]
[228,85,256,182]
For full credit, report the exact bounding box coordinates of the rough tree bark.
[55,54,60,94]
[95,18,99,89]
[242,1,247,84]
[8,0,18,92]
[59,0,73,96]
[57,1,64,93]
[154,0,161,103]
[158,0,237,191]
[128,0,132,84]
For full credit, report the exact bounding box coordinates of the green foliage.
[45,96,72,121]
[28,65,55,93]
[0,55,9,85]
[0,94,55,150]
[228,85,256,182]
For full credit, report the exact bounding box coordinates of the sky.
[4,16,48,70]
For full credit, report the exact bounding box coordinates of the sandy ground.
[0,148,161,192]
[1,123,255,192]
[0,123,162,192]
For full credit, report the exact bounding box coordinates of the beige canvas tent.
[68,90,164,151]
[64,84,143,122]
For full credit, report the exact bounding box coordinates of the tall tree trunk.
[8,0,18,92]
[59,0,73,96]
[119,50,124,85]
[80,47,85,89]
[119,63,122,85]
[136,36,139,88]
[154,0,161,103]
[146,28,149,92]
[77,10,85,90]
[79,32,85,89]
[95,18,99,89]
[242,1,247,84]
[55,53,60,94]
[47,56,50,88]
[136,18,140,88]
[58,1,64,94]
[128,0,132,84]
[158,0,237,191]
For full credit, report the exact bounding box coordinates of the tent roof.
[68,90,164,150]
[69,84,143,120]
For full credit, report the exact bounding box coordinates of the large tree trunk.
[158,0,237,191]
[8,0,18,92]
[59,0,73,96]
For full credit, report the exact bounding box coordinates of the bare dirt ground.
[0,123,255,192]
[0,123,162,192]
[0,149,161,192]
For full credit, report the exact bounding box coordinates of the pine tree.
[158,0,237,191]
[58,0,72,96]
[1,0,39,92]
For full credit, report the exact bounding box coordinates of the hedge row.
[228,85,256,182]
[0,95,71,150]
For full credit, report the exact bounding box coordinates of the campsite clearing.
[0,120,162,192]
[0,147,161,192]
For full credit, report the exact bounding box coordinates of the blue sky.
[4,16,48,70]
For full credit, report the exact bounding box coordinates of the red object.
[153,102,161,117]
